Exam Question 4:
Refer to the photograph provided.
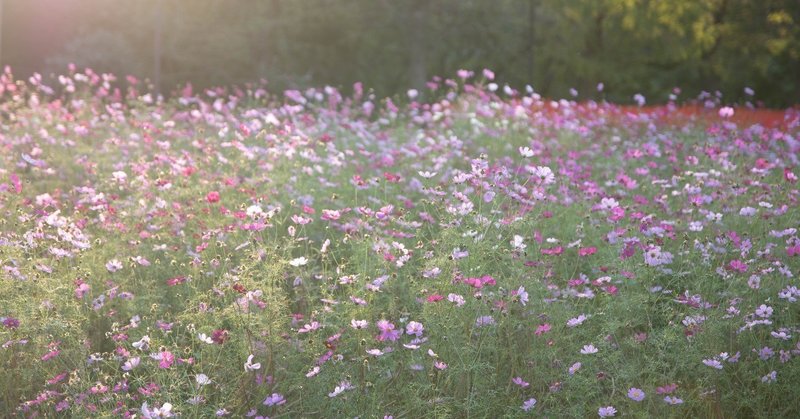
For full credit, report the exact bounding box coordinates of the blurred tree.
[6,0,796,105]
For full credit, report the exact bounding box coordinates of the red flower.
[426,294,444,302]
[211,329,229,344]
[383,172,401,183]
[541,246,563,256]
[166,276,187,286]
[206,191,221,203]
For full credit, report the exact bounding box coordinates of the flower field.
[1,67,799,417]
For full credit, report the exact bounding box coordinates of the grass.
[1,69,799,417]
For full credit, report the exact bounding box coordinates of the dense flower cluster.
[0,67,798,416]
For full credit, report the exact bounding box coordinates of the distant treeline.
[4,0,799,106]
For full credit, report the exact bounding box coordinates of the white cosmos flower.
[328,380,354,397]
[195,373,212,386]
[529,166,555,185]
[244,354,261,372]
[580,344,599,354]
[289,257,308,267]
[122,357,140,371]
[106,259,123,273]
[132,336,150,351]
[141,402,173,418]
[306,366,320,377]
[246,205,264,218]
[511,235,526,250]
[112,171,128,183]
[600,197,619,210]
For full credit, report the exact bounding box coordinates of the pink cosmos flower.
[10,173,22,193]
[376,320,400,342]
[534,323,551,336]
[41,350,60,361]
[787,244,800,257]
[512,376,530,388]
[75,281,91,299]
[785,168,798,183]
[406,321,424,337]
[656,383,677,394]
[728,260,748,273]
[718,106,734,118]
[457,69,473,79]
[158,351,174,369]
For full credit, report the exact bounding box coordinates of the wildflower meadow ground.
[1,67,799,417]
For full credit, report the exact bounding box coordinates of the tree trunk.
[153,0,163,95]
[408,0,427,91]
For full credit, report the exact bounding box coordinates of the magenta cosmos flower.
[376,320,400,342]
